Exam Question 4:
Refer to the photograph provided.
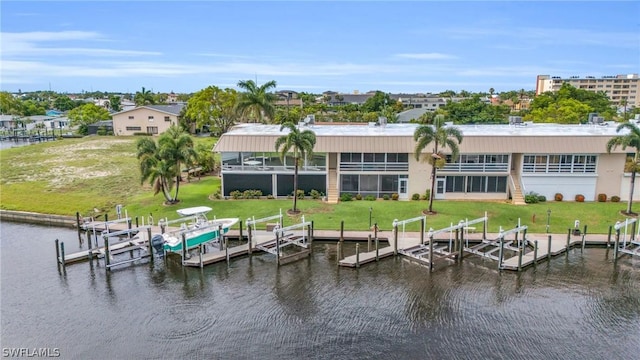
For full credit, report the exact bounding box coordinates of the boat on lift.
[153,206,239,253]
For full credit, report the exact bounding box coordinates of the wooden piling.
[340,220,344,243]
[631,221,636,242]
[247,220,253,255]
[547,235,552,260]
[135,216,139,228]
[420,218,425,245]
[458,229,464,261]
[218,225,223,251]
[55,239,60,264]
[607,225,612,248]
[181,233,187,266]
[581,225,587,252]
[276,232,280,266]
[566,228,571,253]
[428,234,434,271]
[613,228,620,259]
[76,212,82,244]
[498,238,504,270]
[517,248,523,271]
[375,235,379,261]
[393,224,398,255]
[309,221,314,252]
[533,240,538,264]
[104,238,109,270]
[199,244,204,268]
[337,242,342,264]
[239,220,244,242]
[147,227,153,263]
[225,237,229,264]
[355,243,360,268]
[367,235,371,252]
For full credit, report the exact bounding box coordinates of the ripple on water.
[142,302,217,341]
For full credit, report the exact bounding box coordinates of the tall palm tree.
[414,115,463,214]
[606,122,640,214]
[158,125,197,203]
[236,80,277,123]
[275,122,316,214]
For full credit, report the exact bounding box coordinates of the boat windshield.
[176,206,212,217]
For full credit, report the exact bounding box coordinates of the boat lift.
[398,215,488,270]
[255,216,313,265]
[612,218,640,259]
[245,210,283,254]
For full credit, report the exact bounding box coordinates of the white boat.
[154,207,239,253]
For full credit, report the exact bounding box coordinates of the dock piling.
[534,240,538,265]
[375,235,379,261]
[276,232,280,266]
[55,239,60,264]
[181,233,187,266]
[547,235,552,260]
[607,226,612,248]
[367,235,371,252]
[76,212,82,244]
[498,238,504,270]
[247,219,253,255]
[429,234,434,271]
[355,243,360,268]
[581,225,587,252]
[566,228,571,255]
[613,228,620,259]
[393,224,398,255]
[517,248,523,271]
[225,237,229,264]
[104,238,109,270]
[199,244,204,268]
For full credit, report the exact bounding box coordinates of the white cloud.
[395,53,458,60]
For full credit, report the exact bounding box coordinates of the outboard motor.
[151,234,165,254]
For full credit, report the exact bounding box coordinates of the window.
[128,116,134,120]
[125,126,141,131]
[341,175,359,192]
[164,116,171,122]
[146,126,158,134]
[486,176,507,192]
[466,176,485,192]
[148,116,154,121]
[446,176,465,192]
[523,154,596,173]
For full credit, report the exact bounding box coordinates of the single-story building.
[213,121,636,203]
[112,104,184,136]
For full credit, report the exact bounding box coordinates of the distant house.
[112,104,184,136]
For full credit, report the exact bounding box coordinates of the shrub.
[309,189,323,200]
[422,189,431,201]
[554,193,563,201]
[296,189,305,199]
[412,193,421,201]
[383,194,390,200]
[597,193,607,202]
[391,193,399,201]
[611,195,621,202]
[243,189,262,199]
[340,193,353,202]
[537,195,546,202]
[266,194,274,199]
[230,190,242,200]
[525,192,540,204]
[575,194,585,202]
[365,195,376,201]
[355,193,363,200]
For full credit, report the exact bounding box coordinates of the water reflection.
[1,222,640,359]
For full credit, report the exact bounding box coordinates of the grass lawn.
[0,137,634,234]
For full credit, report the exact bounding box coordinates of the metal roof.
[213,122,631,154]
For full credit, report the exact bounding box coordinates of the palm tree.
[136,137,175,203]
[158,125,197,203]
[136,125,196,204]
[275,122,316,214]
[606,122,640,214]
[134,87,155,106]
[236,80,277,123]
[414,115,463,214]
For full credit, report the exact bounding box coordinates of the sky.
[1,1,639,95]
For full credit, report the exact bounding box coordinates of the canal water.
[1,222,639,359]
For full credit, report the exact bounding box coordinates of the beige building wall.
[113,108,178,136]
[408,155,430,196]
[536,74,639,107]
[595,153,626,198]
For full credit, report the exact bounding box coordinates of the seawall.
[0,210,77,228]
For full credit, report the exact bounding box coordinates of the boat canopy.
[176,206,213,217]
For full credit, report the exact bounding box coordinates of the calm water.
[1,222,639,359]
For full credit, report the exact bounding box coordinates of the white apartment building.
[536,74,639,107]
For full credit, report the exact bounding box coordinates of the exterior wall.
[522,175,597,201]
[442,192,507,201]
[407,155,430,197]
[595,153,626,199]
[113,108,178,136]
[536,74,639,107]
[618,174,640,202]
